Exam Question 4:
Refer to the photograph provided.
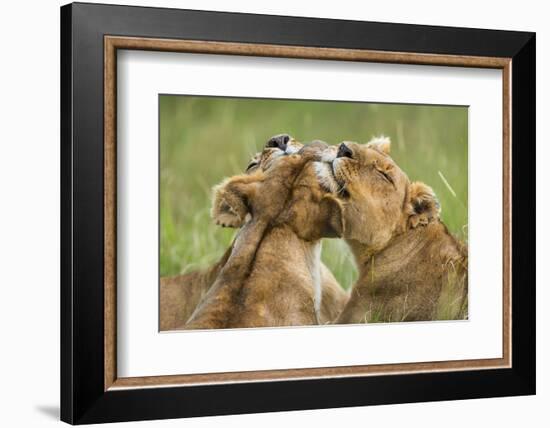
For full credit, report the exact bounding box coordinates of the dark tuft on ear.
[414,198,440,214]
[407,182,440,229]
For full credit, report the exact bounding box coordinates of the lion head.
[244,134,304,174]
[211,136,344,241]
[315,137,440,252]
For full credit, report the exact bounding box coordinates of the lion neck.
[252,224,323,322]
[347,220,463,287]
[186,222,323,329]
[336,220,467,324]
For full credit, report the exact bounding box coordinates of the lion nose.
[337,143,354,159]
[266,134,290,151]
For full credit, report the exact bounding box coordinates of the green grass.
[159,95,468,295]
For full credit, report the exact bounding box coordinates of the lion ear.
[406,181,440,229]
[366,136,391,155]
[319,195,345,237]
[211,177,256,228]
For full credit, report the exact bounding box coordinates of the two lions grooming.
[160,136,348,330]
[160,135,467,329]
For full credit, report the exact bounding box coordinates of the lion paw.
[214,202,244,228]
[211,188,248,229]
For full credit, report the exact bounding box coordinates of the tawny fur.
[159,247,231,330]
[339,222,467,323]
[160,244,347,329]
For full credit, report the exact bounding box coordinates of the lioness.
[184,140,346,329]
[316,137,467,322]
[160,135,348,330]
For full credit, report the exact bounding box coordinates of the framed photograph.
[61,2,535,424]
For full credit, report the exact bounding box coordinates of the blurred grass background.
[160,95,468,293]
